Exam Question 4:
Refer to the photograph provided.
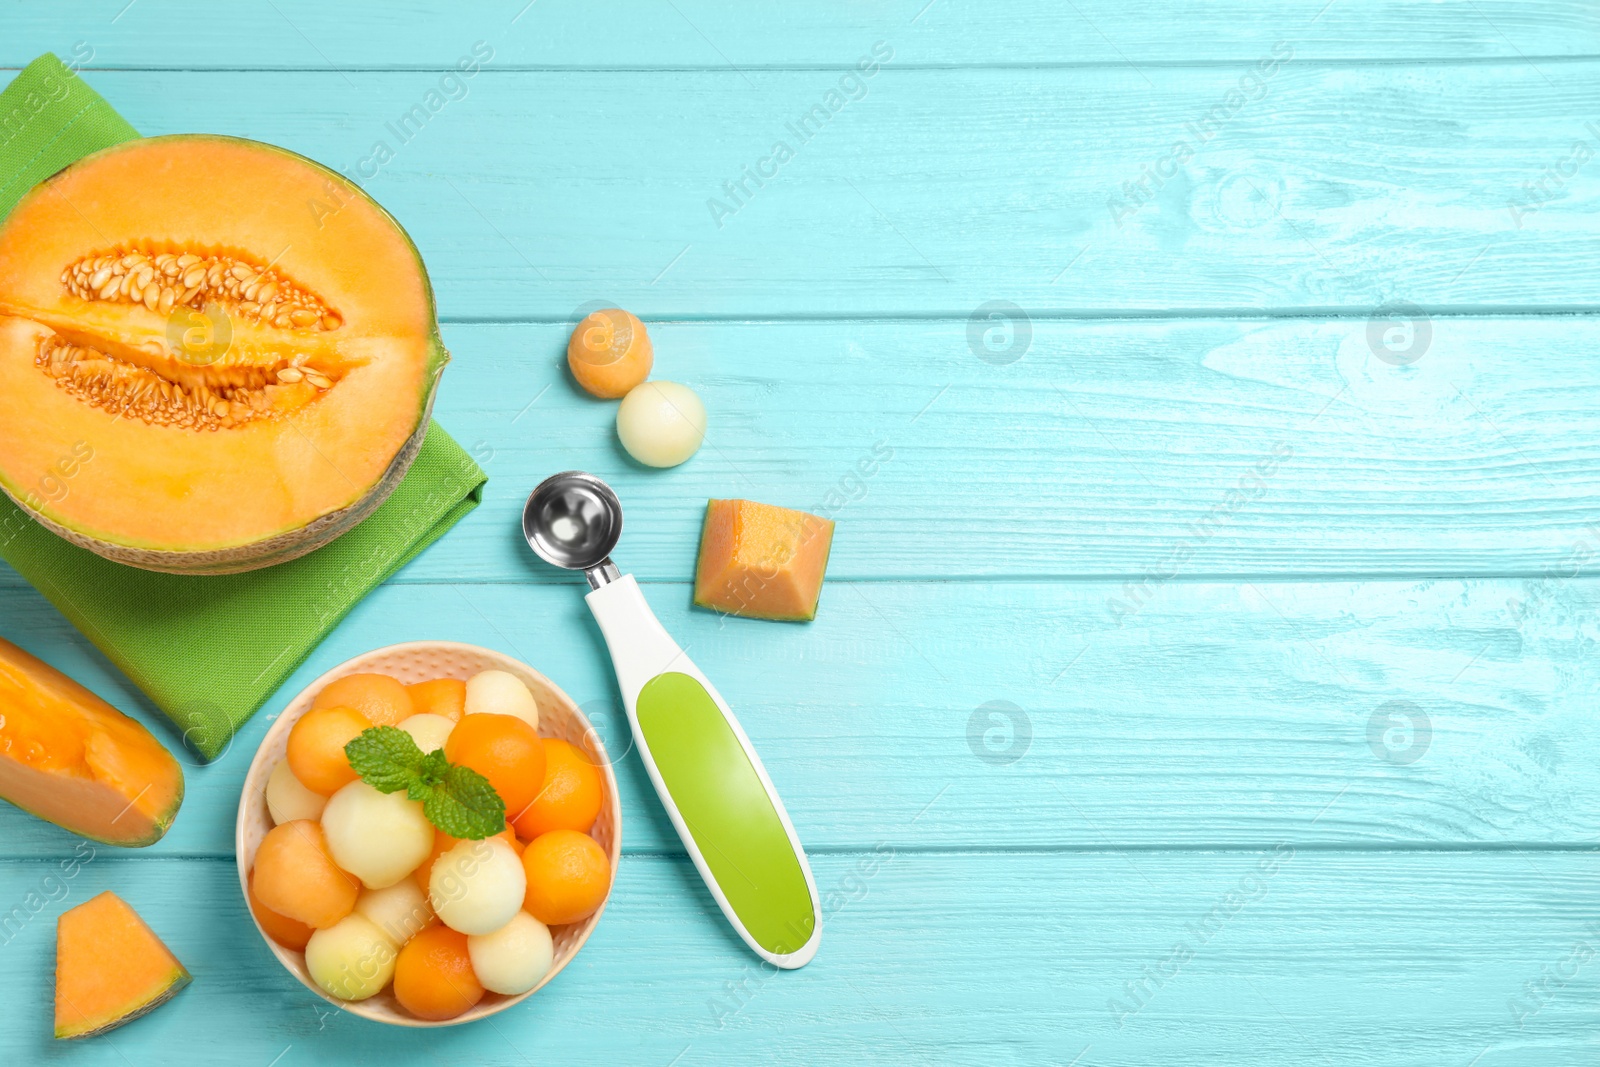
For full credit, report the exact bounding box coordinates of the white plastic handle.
[585,575,822,968]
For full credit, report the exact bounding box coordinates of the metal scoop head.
[522,471,623,588]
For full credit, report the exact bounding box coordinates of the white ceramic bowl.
[236,641,622,1027]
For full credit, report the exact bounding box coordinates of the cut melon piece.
[0,637,183,847]
[55,891,191,1039]
[0,135,449,573]
[693,499,835,622]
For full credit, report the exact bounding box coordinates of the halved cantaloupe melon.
[0,135,449,573]
[693,499,835,622]
[0,636,183,846]
[55,891,191,1039]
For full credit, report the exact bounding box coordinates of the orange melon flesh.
[0,135,449,572]
[0,637,183,847]
[55,891,191,1039]
[693,499,835,622]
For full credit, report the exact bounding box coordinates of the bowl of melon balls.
[236,641,621,1026]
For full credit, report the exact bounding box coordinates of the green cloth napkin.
[0,54,486,759]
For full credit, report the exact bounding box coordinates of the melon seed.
[61,246,342,332]
[34,334,333,431]
[276,367,304,383]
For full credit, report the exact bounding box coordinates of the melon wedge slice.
[693,499,835,622]
[55,891,191,1039]
[0,637,183,847]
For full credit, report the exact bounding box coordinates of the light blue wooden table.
[3,2,1600,1063]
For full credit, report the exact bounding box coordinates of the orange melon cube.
[693,499,835,622]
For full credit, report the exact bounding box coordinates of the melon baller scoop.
[521,471,821,968]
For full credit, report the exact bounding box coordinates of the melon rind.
[55,966,191,1040]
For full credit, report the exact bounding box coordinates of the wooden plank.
[15,63,1596,317]
[0,851,1593,1064]
[5,1,1598,68]
[3,570,1598,857]
[10,315,1596,586]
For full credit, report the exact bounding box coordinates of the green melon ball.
[464,670,539,730]
[429,837,526,936]
[265,757,326,824]
[321,780,433,889]
[468,911,554,995]
[616,380,706,468]
[397,712,455,755]
[305,913,396,1001]
[355,878,434,947]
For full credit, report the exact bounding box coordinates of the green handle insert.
[635,672,815,956]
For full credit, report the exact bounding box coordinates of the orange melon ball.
[444,712,547,817]
[251,820,359,930]
[512,738,604,839]
[312,672,414,727]
[406,677,466,723]
[286,705,371,795]
[521,830,611,925]
[567,308,652,398]
[393,925,484,1021]
[413,826,523,894]
[248,879,314,950]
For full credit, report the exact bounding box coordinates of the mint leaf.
[342,725,508,838]
[344,726,425,794]
[417,749,450,789]
[423,764,506,839]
